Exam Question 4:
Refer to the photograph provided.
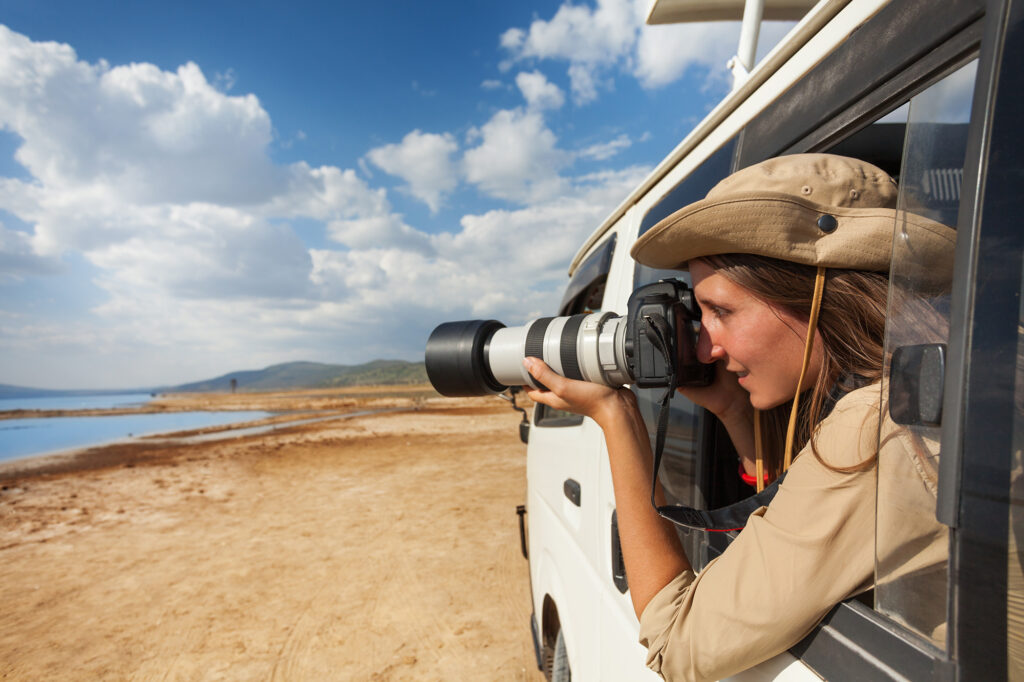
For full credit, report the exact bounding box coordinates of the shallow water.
[0,392,154,412]
[0,411,271,462]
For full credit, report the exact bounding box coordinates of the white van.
[517,0,1024,679]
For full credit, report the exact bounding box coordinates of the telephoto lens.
[424,278,711,397]
[425,313,631,397]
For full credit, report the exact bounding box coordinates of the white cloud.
[85,204,314,300]
[633,22,740,89]
[578,133,631,161]
[213,67,237,92]
[515,70,566,111]
[501,0,635,104]
[500,0,635,65]
[326,214,433,254]
[0,221,62,280]
[365,130,459,213]
[568,63,601,105]
[0,27,282,207]
[463,108,570,203]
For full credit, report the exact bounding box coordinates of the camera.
[425,279,713,396]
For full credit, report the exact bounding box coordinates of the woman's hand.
[677,361,752,424]
[522,357,637,428]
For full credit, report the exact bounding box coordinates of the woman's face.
[689,260,823,410]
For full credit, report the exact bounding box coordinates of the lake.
[0,410,272,463]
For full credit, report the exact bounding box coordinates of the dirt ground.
[0,387,546,681]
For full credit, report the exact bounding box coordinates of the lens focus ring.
[560,314,587,381]
[525,317,553,359]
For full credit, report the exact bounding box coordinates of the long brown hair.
[700,254,892,477]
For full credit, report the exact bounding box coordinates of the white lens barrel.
[488,325,535,388]
[598,318,632,387]
[485,313,632,390]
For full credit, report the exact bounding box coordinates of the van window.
[559,235,616,316]
[876,58,977,650]
[632,140,741,563]
[535,235,617,428]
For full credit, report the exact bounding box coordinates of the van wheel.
[543,629,571,682]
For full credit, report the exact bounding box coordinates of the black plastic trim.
[559,234,617,316]
[790,599,953,681]
[610,509,628,594]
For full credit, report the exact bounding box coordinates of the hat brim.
[630,192,956,290]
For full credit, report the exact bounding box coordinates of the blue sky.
[0,1,791,389]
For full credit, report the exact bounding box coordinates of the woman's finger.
[524,356,562,392]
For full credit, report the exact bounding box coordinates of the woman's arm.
[524,357,691,617]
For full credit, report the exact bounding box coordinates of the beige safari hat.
[630,153,956,290]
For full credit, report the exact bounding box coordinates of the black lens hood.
[425,319,507,396]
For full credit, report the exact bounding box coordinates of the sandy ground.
[0,387,546,681]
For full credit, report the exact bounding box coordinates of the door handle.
[563,478,581,506]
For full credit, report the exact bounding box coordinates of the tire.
[546,629,570,682]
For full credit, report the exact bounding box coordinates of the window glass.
[875,59,977,650]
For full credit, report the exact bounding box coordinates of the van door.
[526,233,617,681]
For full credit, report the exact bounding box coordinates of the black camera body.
[624,278,713,389]
[425,278,712,396]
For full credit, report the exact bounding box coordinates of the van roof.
[568,0,847,276]
[646,0,816,24]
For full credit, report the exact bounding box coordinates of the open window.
[632,138,743,565]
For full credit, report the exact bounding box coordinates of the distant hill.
[169,360,428,393]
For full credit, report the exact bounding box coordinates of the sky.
[0,0,792,389]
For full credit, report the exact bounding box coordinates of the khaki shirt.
[638,384,947,681]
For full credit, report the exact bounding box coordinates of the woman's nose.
[696,327,724,364]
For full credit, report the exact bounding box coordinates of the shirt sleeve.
[638,387,881,682]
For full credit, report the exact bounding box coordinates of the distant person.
[524,154,954,681]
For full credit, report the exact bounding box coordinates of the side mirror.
[889,343,946,426]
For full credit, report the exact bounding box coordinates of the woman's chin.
[748,392,788,411]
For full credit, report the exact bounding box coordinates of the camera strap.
[642,314,785,532]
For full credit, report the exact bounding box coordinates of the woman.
[523,154,955,681]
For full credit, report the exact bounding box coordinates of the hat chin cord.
[753,266,827,492]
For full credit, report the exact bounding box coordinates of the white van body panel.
[522,0,1004,678]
